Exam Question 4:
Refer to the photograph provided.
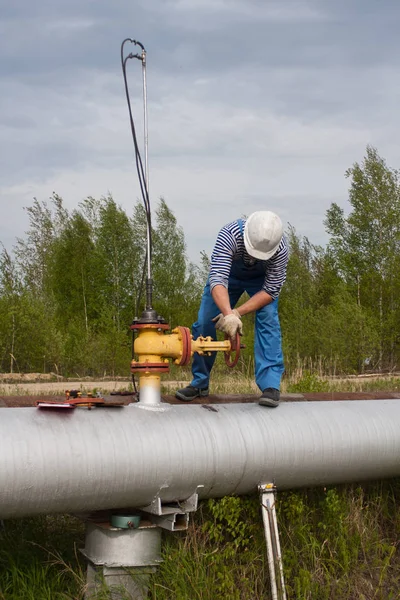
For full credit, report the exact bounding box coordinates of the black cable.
[122,54,150,217]
[121,41,153,313]
[131,331,138,399]
[136,249,148,317]
[120,40,152,259]
[121,38,154,395]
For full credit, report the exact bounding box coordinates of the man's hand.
[221,314,243,339]
[212,309,243,338]
[212,309,241,330]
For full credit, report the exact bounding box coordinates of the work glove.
[212,309,241,330]
[212,309,243,339]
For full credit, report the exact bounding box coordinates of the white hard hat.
[244,211,283,260]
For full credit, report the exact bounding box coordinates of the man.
[176,211,288,407]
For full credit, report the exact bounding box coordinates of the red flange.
[130,323,170,331]
[130,361,170,374]
[176,326,191,366]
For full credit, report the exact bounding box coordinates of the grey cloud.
[3,0,400,87]
[1,0,400,261]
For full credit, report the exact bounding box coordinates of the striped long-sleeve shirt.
[209,219,288,299]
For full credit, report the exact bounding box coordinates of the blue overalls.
[190,219,284,392]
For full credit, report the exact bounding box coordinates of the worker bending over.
[176,211,288,407]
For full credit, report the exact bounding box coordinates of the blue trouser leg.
[245,279,284,391]
[191,281,243,389]
[254,299,284,391]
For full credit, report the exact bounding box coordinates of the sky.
[1,0,400,263]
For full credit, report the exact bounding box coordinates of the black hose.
[121,38,154,393]
[120,39,152,312]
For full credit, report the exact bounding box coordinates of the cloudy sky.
[1,0,400,262]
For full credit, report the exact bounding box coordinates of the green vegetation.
[0,195,203,377]
[1,480,400,599]
[0,515,85,599]
[150,483,400,600]
[1,146,400,378]
[1,145,400,597]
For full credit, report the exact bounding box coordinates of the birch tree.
[325,146,400,370]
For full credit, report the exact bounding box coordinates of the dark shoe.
[175,385,209,402]
[259,388,280,408]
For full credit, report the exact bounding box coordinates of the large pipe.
[1,400,400,519]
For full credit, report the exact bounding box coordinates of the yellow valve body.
[130,324,237,403]
[131,326,232,369]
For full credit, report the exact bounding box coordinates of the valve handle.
[224,332,241,368]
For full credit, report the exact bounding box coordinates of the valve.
[224,332,241,368]
[130,321,243,405]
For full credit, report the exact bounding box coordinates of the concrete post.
[81,521,162,600]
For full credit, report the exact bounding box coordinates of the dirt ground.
[0,370,398,397]
[0,373,185,395]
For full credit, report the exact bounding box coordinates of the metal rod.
[141,46,153,310]
[259,484,287,600]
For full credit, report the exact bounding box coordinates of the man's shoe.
[175,385,209,402]
[259,388,280,408]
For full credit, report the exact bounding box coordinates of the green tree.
[315,284,379,373]
[0,247,20,372]
[325,146,400,370]
[15,194,68,298]
[48,211,97,334]
[90,196,141,375]
[135,198,202,327]
[279,226,320,365]
[0,247,63,373]
[93,196,139,328]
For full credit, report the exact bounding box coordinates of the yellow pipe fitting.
[191,335,231,356]
[133,325,233,367]
[134,328,184,361]
[132,324,239,404]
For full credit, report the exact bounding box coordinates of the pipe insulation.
[1,400,400,519]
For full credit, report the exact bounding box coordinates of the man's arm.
[235,290,273,316]
[211,284,243,339]
[209,224,237,301]
[211,284,234,316]
[212,286,273,317]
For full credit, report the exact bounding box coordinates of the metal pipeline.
[1,400,400,519]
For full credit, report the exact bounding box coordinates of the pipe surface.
[1,400,400,519]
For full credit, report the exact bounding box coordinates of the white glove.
[221,314,243,339]
[212,309,241,331]
[212,310,243,339]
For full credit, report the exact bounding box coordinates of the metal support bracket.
[259,483,287,600]
[139,485,204,531]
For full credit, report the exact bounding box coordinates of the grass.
[0,515,86,599]
[2,484,400,599]
[168,359,400,396]
[2,374,400,598]
[149,484,400,600]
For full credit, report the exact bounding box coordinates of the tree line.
[1,146,399,377]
